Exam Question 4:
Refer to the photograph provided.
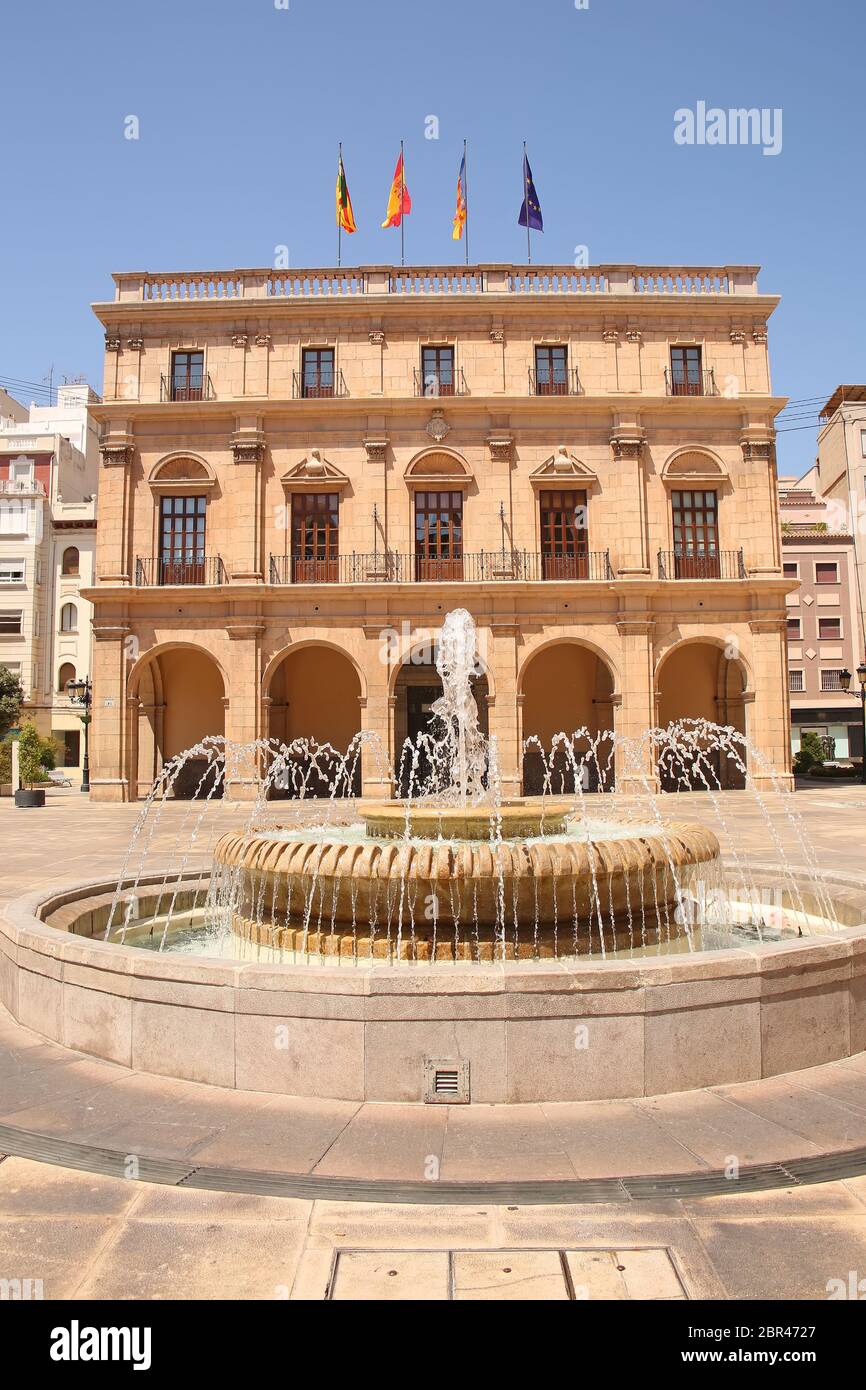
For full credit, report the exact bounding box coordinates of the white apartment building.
[816,385,866,662]
[0,383,100,773]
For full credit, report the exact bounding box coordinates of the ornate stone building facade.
[86,262,790,799]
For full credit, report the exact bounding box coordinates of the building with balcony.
[780,466,862,760]
[0,383,100,772]
[86,262,791,800]
[815,385,866,664]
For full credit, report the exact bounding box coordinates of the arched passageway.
[656,641,748,790]
[266,645,362,798]
[393,653,489,797]
[520,643,616,794]
[130,646,225,798]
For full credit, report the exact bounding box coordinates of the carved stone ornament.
[489,327,505,344]
[487,435,514,462]
[232,440,265,464]
[99,442,133,466]
[741,440,774,464]
[126,336,143,350]
[610,435,643,461]
[624,328,642,344]
[426,410,451,442]
[729,329,747,345]
[752,325,768,344]
[255,334,271,347]
[602,328,619,344]
[368,329,385,346]
[104,334,121,351]
[364,437,389,463]
[232,333,249,348]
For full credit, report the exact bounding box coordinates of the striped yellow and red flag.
[382,150,411,228]
[336,151,356,234]
[452,151,467,240]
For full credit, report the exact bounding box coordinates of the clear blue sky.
[0,0,862,474]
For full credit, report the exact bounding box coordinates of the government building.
[85,262,791,800]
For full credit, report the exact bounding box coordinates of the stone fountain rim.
[2,864,865,997]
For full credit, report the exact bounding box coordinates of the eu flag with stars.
[518,153,544,231]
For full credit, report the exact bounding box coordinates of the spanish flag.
[452,152,467,241]
[382,150,411,228]
[336,151,356,234]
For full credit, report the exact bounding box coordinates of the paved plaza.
[1,782,865,1300]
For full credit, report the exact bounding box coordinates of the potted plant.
[14,723,49,808]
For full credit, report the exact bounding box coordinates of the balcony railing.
[268,550,612,584]
[292,369,348,400]
[136,555,226,586]
[664,368,717,397]
[529,367,582,396]
[160,374,215,402]
[413,367,469,398]
[658,549,745,580]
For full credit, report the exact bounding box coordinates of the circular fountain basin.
[363,799,575,840]
[2,867,865,1103]
[212,818,721,960]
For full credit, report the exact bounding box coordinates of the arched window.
[60,602,77,633]
[61,546,80,576]
[58,661,76,693]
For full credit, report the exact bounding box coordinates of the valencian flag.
[382,149,412,228]
[336,151,356,234]
[452,151,467,240]
[518,150,544,232]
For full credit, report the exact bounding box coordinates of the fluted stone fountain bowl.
[213,808,721,961]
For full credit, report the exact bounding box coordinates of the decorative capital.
[729,329,747,345]
[231,432,265,464]
[610,434,643,460]
[104,334,121,351]
[741,439,774,464]
[487,434,514,462]
[752,324,768,344]
[602,328,619,344]
[363,436,389,463]
[489,327,505,344]
[126,336,143,350]
[368,329,385,346]
[425,409,451,442]
[624,328,642,344]
[231,332,249,349]
[255,333,271,347]
[99,442,133,467]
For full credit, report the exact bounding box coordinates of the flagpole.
[400,139,405,268]
[337,142,342,270]
[524,141,532,266]
[463,138,469,267]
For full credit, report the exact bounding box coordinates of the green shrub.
[16,724,49,788]
[799,731,826,767]
[0,667,23,740]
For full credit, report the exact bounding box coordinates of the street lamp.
[66,676,93,794]
[838,663,866,785]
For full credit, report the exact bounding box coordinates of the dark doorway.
[62,730,80,767]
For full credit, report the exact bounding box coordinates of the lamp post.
[66,676,93,794]
[838,662,866,785]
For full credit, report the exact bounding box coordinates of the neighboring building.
[816,384,866,659]
[779,466,862,760]
[87,261,791,801]
[0,388,29,428]
[0,383,100,773]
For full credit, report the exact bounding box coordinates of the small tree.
[0,667,23,740]
[794,730,826,774]
[16,724,48,789]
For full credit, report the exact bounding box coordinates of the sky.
[0,0,863,476]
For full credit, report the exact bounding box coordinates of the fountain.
[2,607,863,1105]
[213,609,720,960]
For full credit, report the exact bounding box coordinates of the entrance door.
[63,730,80,767]
[400,684,441,795]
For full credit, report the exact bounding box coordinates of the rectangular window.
[789,670,804,692]
[301,348,335,399]
[0,560,25,584]
[0,499,31,535]
[0,610,23,635]
[671,490,720,577]
[783,561,799,579]
[420,346,455,397]
[786,617,802,640]
[670,345,704,396]
[170,350,205,402]
[290,492,339,582]
[818,617,842,640]
[159,495,206,583]
[860,429,866,458]
[9,459,34,484]
[414,490,464,581]
[534,345,569,396]
[821,669,846,692]
[815,561,839,584]
[539,489,589,580]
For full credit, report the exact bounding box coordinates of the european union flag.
[518,152,544,232]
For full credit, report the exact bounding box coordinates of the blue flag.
[518,153,543,231]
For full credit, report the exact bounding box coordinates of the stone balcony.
[110,263,763,303]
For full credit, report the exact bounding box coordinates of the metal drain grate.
[424,1058,470,1103]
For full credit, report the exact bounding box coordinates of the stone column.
[610,431,650,576]
[748,618,794,789]
[97,438,134,582]
[361,626,392,798]
[615,617,658,792]
[486,621,520,797]
[228,424,266,582]
[90,624,131,801]
[224,626,262,800]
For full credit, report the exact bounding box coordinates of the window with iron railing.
[670,489,720,577]
[668,345,704,396]
[539,488,589,580]
[170,351,205,402]
[414,489,463,581]
[420,345,455,397]
[291,492,339,581]
[533,345,570,395]
[301,348,335,398]
[789,670,805,692]
[820,669,847,692]
[159,495,207,584]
